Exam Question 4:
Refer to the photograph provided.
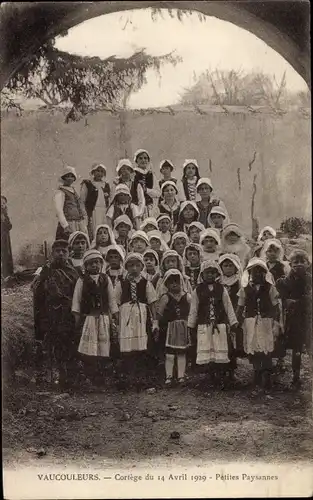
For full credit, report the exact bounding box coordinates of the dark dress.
[1,209,13,278]
[33,260,79,382]
[276,271,312,353]
[196,199,221,228]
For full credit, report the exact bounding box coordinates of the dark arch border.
[0,1,310,90]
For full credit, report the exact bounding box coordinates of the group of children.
[33,150,311,391]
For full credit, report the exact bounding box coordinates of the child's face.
[211,213,225,228]
[136,152,150,169]
[1,197,7,210]
[163,256,178,271]
[126,259,143,277]
[106,251,121,270]
[166,276,181,294]
[266,246,279,262]
[86,258,102,275]
[163,185,176,200]
[250,266,266,284]
[197,184,212,201]
[186,249,200,266]
[132,238,147,253]
[144,224,157,233]
[221,260,236,277]
[97,227,110,245]
[72,236,88,257]
[189,227,201,243]
[144,254,156,272]
[173,238,187,256]
[92,167,105,181]
[182,207,196,223]
[202,236,217,252]
[226,232,240,244]
[158,219,171,232]
[119,166,132,180]
[185,164,197,178]
[161,165,172,179]
[116,222,129,238]
[202,268,219,284]
[262,230,273,241]
[52,246,69,264]
[150,238,161,251]
[117,193,130,205]
[290,255,309,275]
[62,173,76,186]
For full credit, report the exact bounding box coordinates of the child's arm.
[54,190,70,233]
[187,289,199,329]
[222,288,238,328]
[107,277,119,336]
[71,277,83,326]
[114,280,122,307]
[137,183,146,217]
[236,287,246,325]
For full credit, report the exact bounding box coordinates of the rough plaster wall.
[1,108,310,256]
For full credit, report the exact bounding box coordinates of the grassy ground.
[2,284,313,467]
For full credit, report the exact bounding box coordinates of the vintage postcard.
[1,1,312,498]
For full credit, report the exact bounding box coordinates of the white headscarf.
[90,162,106,176]
[219,253,242,285]
[83,249,104,265]
[105,244,125,262]
[129,230,150,246]
[198,260,222,284]
[196,177,213,191]
[113,214,133,231]
[171,232,190,249]
[179,200,200,216]
[161,180,178,194]
[161,268,185,293]
[200,228,221,247]
[133,149,150,163]
[160,249,185,276]
[59,165,77,183]
[257,225,277,242]
[140,218,159,232]
[124,252,145,272]
[260,238,284,262]
[207,205,229,229]
[147,230,169,251]
[91,224,116,249]
[116,159,134,174]
[160,159,174,171]
[241,257,274,287]
[183,242,203,267]
[68,231,90,249]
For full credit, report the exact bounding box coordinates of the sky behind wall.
[55,8,308,109]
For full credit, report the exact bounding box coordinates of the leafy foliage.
[179,68,306,107]
[4,36,182,121]
[280,217,312,238]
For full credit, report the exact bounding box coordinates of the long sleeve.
[72,277,84,313]
[80,182,88,207]
[114,280,122,306]
[137,183,146,216]
[222,288,238,326]
[146,175,161,199]
[107,277,119,314]
[269,284,280,306]
[237,287,246,307]
[176,180,186,202]
[187,289,199,328]
[146,280,157,304]
[157,293,169,317]
[54,190,68,228]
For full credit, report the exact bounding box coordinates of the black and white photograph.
[1,1,312,498]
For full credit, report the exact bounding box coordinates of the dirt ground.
[2,284,313,468]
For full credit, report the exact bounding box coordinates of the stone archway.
[0,1,310,90]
